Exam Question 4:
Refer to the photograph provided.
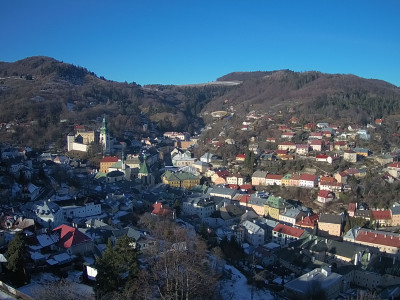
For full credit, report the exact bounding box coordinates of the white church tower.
[100,116,112,155]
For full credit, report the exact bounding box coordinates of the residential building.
[100,156,119,173]
[248,194,267,216]
[252,170,267,186]
[278,142,296,151]
[344,227,400,256]
[310,139,323,151]
[318,214,342,237]
[23,200,64,229]
[241,220,265,246]
[288,174,301,187]
[182,195,215,218]
[295,144,309,155]
[372,210,392,227]
[265,174,283,186]
[284,266,343,300]
[60,202,101,220]
[226,173,244,186]
[236,154,246,161]
[390,205,400,226]
[272,223,306,246]
[53,224,93,255]
[296,214,319,229]
[299,173,318,188]
[265,196,286,220]
[281,174,292,186]
[279,208,305,226]
[353,147,370,157]
[343,150,357,163]
[162,170,200,189]
[317,190,334,203]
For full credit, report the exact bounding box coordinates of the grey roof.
[390,205,400,215]
[252,170,268,178]
[208,187,237,197]
[285,267,342,294]
[319,214,342,224]
[280,208,302,218]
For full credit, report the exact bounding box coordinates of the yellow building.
[100,156,119,173]
[162,171,200,190]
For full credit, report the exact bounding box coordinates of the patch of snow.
[220,265,274,300]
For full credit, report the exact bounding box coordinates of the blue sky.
[1,1,399,86]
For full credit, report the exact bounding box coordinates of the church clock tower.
[100,116,111,155]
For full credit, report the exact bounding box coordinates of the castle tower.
[100,116,111,155]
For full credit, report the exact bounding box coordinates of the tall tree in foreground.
[124,215,220,300]
[95,236,139,299]
[6,231,30,284]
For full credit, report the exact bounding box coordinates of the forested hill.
[0,56,231,149]
[207,70,400,124]
[1,56,400,150]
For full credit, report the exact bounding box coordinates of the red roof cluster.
[273,223,305,238]
[356,229,400,248]
[238,194,251,204]
[53,225,91,249]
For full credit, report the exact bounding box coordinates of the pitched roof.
[319,214,342,224]
[100,156,119,163]
[299,173,317,181]
[356,229,400,248]
[371,210,391,220]
[273,223,305,238]
[266,174,283,180]
[152,202,173,217]
[53,224,91,249]
[348,203,356,213]
[296,214,319,228]
[318,190,333,198]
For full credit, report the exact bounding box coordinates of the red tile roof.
[100,156,119,163]
[240,184,253,190]
[318,190,333,198]
[371,210,391,220]
[53,224,91,249]
[316,154,328,159]
[273,223,305,238]
[228,184,239,190]
[266,174,283,180]
[300,174,317,181]
[236,154,246,159]
[152,202,173,217]
[348,203,356,213]
[296,214,319,228]
[319,176,336,183]
[310,140,322,145]
[238,194,251,204]
[356,229,400,248]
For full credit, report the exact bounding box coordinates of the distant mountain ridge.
[1,56,400,149]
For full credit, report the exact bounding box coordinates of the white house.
[60,202,102,220]
[299,174,318,188]
[241,220,265,246]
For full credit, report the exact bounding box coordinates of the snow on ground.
[220,265,274,300]
[0,290,15,300]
